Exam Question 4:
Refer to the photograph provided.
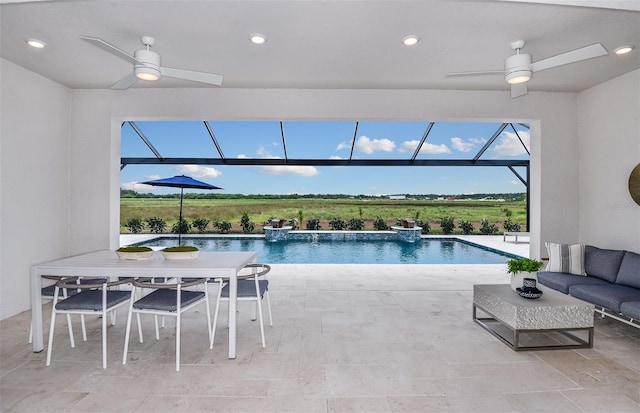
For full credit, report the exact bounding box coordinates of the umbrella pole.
[178,187,184,246]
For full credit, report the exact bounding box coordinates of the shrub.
[213,219,232,234]
[329,217,347,230]
[458,220,475,235]
[146,217,166,234]
[124,218,144,234]
[503,217,521,232]
[298,210,304,225]
[347,218,364,230]
[479,218,499,234]
[171,218,190,235]
[440,216,455,234]
[240,212,255,234]
[373,216,389,231]
[502,208,513,217]
[306,219,321,230]
[192,218,209,233]
[416,219,431,234]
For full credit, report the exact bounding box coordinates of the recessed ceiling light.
[401,35,420,46]
[614,45,634,55]
[249,33,267,45]
[26,39,47,49]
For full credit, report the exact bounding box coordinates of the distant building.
[389,195,406,200]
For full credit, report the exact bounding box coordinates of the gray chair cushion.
[42,284,80,298]
[221,279,268,298]
[619,301,640,320]
[133,289,205,312]
[537,271,609,294]
[56,290,130,311]
[584,245,625,283]
[568,284,640,313]
[614,251,640,289]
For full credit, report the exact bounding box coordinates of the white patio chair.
[210,263,272,349]
[46,277,133,369]
[122,277,212,372]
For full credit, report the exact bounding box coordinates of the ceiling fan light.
[506,69,531,84]
[135,66,160,81]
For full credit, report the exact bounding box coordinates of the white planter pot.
[510,272,538,292]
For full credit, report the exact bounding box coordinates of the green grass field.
[120,197,527,234]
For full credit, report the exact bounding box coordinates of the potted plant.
[116,246,153,260]
[506,258,545,291]
[162,245,200,260]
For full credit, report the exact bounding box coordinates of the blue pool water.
[135,236,518,264]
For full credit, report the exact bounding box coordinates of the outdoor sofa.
[537,244,640,328]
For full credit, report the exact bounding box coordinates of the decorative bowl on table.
[161,246,200,260]
[116,246,154,260]
[516,287,543,299]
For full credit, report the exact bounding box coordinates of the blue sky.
[120,121,530,196]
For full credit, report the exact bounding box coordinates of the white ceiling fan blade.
[531,43,608,72]
[110,73,138,90]
[80,36,139,64]
[160,67,224,86]
[446,70,504,77]
[511,83,528,99]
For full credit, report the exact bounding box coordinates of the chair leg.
[204,284,212,346]
[65,314,76,348]
[123,302,134,366]
[45,308,57,366]
[257,297,266,348]
[28,319,33,344]
[210,283,223,349]
[80,314,87,341]
[265,291,273,327]
[136,313,144,343]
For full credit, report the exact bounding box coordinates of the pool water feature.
[134,236,519,264]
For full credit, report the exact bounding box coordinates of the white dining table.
[30,249,257,359]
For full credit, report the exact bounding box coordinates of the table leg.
[31,268,44,352]
[228,270,237,359]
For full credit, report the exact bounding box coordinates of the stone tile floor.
[2,241,639,412]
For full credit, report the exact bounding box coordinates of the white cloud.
[509,180,521,185]
[492,131,531,156]
[398,140,451,154]
[336,141,352,151]
[355,136,395,154]
[235,154,319,177]
[451,137,486,152]
[121,182,156,192]
[176,164,222,179]
[329,155,345,160]
[255,165,319,176]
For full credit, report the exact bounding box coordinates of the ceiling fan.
[80,35,224,90]
[446,40,608,98]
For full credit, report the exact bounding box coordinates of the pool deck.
[5,233,639,412]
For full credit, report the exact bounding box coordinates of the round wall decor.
[629,163,640,206]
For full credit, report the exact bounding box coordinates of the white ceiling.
[1,0,638,93]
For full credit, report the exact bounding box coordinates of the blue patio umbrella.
[140,175,222,245]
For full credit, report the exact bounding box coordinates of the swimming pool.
[134,236,519,264]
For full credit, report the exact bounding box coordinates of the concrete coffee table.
[473,284,594,351]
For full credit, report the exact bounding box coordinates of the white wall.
[1,58,71,318]
[577,69,640,250]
